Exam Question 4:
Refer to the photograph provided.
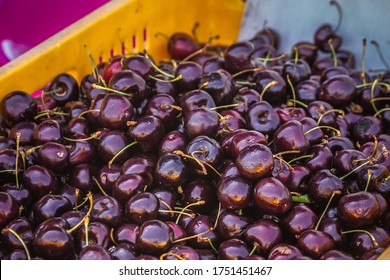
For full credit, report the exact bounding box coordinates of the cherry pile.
[1,5,390,260]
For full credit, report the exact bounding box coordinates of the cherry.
[155,153,188,188]
[167,33,200,61]
[90,195,122,228]
[47,73,79,105]
[307,100,337,127]
[349,226,390,256]
[182,179,216,214]
[68,164,97,193]
[33,119,62,145]
[109,242,136,260]
[68,134,96,166]
[216,210,249,240]
[112,174,145,205]
[136,220,173,256]
[267,243,303,260]
[232,88,261,115]
[79,245,111,260]
[217,175,251,210]
[98,94,134,129]
[98,130,131,163]
[9,121,36,145]
[305,145,333,173]
[243,219,283,256]
[23,165,57,198]
[282,59,311,85]
[308,169,343,206]
[162,245,200,260]
[179,89,216,115]
[75,220,111,251]
[36,142,69,174]
[292,42,318,66]
[33,194,72,224]
[236,144,273,180]
[145,94,180,128]
[153,188,177,221]
[217,238,250,260]
[108,70,148,105]
[0,217,33,252]
[199,70,236,105]
[102,55,123,83]
[295,79,320,104]
[273,120,310,155]
[218,109,247,136]
[326,136,355,154]
[253,177,292,216]
[64,117,90,137]
[185,215,217,249]
[224,41,254,73]
[297,229,335,259]
[113,223,138,246]
[282,204,318,238]
[320,66,348,82]
[61,210,85,229]
[231,130,267,158]
[0,192,19,229]
[158,130,187,156]
[0,91,37,126]
[352,117,383,145]
[174,61,203,92]
[319,75,356,107]
[320,249,354,260]
[128,115,165,152]
[121,154,156,187]
[184,108,219,140]
[125,192,159,225]
[338,191,380,227]
[203,56,226,74]
[246,101,280,137]
[333,149,365,177]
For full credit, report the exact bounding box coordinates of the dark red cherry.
[145,94,180,128]
[318,218,343,247]
[292,41,318,66]
[320,66,348,82]
[0,91,37,126]
[353,117,382,145]
[246,101,280,137]
[108,70,148,105]
[98,130,131,163]
[122,54,154,79]
[360,248,385,260]
[319,75,356,107]
[356,84,386,113]
[102,55,123,83]
[218,109,247,136]
[0,192,19,229]
[243,219,283,256]
[168,33,200,60]
[0,184,31,210]
[125,192,159,225]
[23,165,57,198]
[136,220,173,255]
[307,100,337,127]
[217,238,250,260]
[224,41,254,73]
[268,243,303,260]
[314,24,342,52]
[61,210,85,229]
[282,204,318,238]
[1,217,33,252]
[150,74,177,97]
[91,196,122,228]
[282,59,311,85]
[112,174,145,205]
[305,145,333,173]
[37,142,69,174]
[98,94,134,129]
[287,164,311,193]
[297,229,335,259]
[155,153,188,188]
[320,250,354,260]
[308,169,343,206]
[296,79,320,104]
[186,215,218,249]
[48,73,79,105]
[0,149,22,184]
[33,119,62,145]
[254,70,286,105]
[232,88,261,115]
[203,56,225,74]
[121,154,155,187]
[338,191,380,228]
[357,164,390,194]
[153,188,177,221]
[326,136,355,154]
[163,245,200,260]
[253,177,292,216]
[113,223,138,246]
[179,89,216,115]
[174,61,203,93]
[68,134,96,166]
[236,144,273,181]
[159,130,187,156]
[96,164,121,195]
[273,120,310,155]
[8,121,36,145]
[350,226,390,256]
[166,221,186,242]
[333,149,365,177]
[252,27,280,49]
[196,249,217,260]
[79,245,111,260]
[216,210,249,240]
[184,108,219,140]
[272,158,291,185]
[64,117,90,137]
[231,130,267,158]
[75,221,111,251]
[33,194,72,224]
[180,179,214,214]
[108,242,136,260]
[128,115,165,152]
[199,70,236,105]
[68,164,96,193]
[217,175,251,210]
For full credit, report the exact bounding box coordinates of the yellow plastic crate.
[0,0,244,96]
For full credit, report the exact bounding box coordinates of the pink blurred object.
[0,0,109,66]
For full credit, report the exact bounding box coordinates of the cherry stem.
[259,80,278,101]
[255,53,286,62]
[175,200,205,224]
[236,81,256,86]
[328,39,338,67]
[291,194,312,204]
[159,252,185,260]
[180,44,209,64]
[159,199,173,213]
[91,83,134,97]
[232,67,263,78]
[370,40,390,70]
[286,74,296,111]
[273,150,301,157]
[374,107,390,118]
[84,45,106,87]
[159,209,195,218]
[15,132,21,188]
[288,154,314,164]
[330,0,343,33]
[249,244,257,256]
[172,227,213,244]
[25,145,43,157]
[84,216,90,247]
[293,46,299,66]
[34,110,69,120]
[63,131,102,142]
[154,32,169,41]
[73,196,89,210]
[75,188,80,211]
[67,192,93,234]
[341,230,379,247]
[317,109,345,125]
[287,99,308,108]
[355,82,389,89]
[92,176,108,196]
[209,103,240,110]
[364,169,373,192]
[304,126,341,137]
[77,109,100,118]
[339,160,370,181]
[108,141,138,168]
[0,169,16,174]
[370,79,380,115]
[315,190,342,230]
[110,228,117,245]
[148,74,182,83]
[214,202,222,229]
[1,228,31,260]
[361,39,367,84]
[370,97,390,103]
[275,156,294,171]
[144,53,175,78]
[160,103,182,111]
